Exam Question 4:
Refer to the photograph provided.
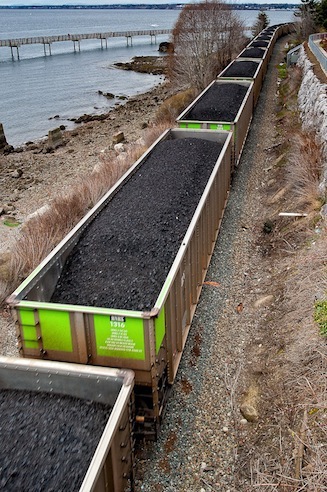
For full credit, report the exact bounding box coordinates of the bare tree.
[168,0,246,91]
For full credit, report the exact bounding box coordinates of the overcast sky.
[0,0,301,5]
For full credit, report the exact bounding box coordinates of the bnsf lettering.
[110,315,126,323]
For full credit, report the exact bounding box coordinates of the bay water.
[0,8,296,146]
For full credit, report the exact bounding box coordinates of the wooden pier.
[0,29,172,60]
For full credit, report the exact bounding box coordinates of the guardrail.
[308,32,327,74]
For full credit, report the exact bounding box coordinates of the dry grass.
[279,54,327,483]
[250,218,327,490]
[153,88,197,125]
[238,46,327,491]
[250,456,295,491]
[142,121,174,149]
[276,61,301,108]
[286,132,324,212]
[0,282,8,306]
[281,237,327,490]
[248,299,327,489]
[270,63,325,248]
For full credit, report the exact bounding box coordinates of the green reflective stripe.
[20,309,38,347]
[19,308,72,352]
[23,325,37,342]
[94,314,145,360]
[180,122,231,130]
[155,308,165,354]
[25,341,39,349]
[39,310,73,352]
[20,309,35,326]
[177,121,201,129]
[186,122,201,129]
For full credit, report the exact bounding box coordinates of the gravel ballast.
[0,389,112,491]
[185,83,248,122]
[220,61,260,78]
[51,137,223,311]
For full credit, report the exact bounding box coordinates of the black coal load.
[240,47,266,58]
[265,25,279,31]
[51,137,224,311]
[257,35,272,41]
[0,389,112,491]
[250,40,269,48]
[221,61,259,78]
[186,82,248,121]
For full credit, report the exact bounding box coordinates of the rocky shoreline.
[114,55,168,75]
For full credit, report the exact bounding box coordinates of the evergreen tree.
[316,0,327,29]
[251,10,269,37]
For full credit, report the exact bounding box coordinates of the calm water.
[0,8,296,146]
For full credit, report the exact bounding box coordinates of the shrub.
[314,300,327,335]
[278,62,287,80]
[320,38,327,51]
[251,10,269,37]
[286,132,324,211]
[154,88,197,124]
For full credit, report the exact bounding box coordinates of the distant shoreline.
[0,4,300,11]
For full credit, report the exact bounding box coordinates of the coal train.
[5,23,293,492]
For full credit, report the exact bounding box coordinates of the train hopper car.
[0,357,134,492]
[176,79,254,167]
[237,46,269,76]
[7,128,233,438]
[217,58,264,107]
[247,37,274,61]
